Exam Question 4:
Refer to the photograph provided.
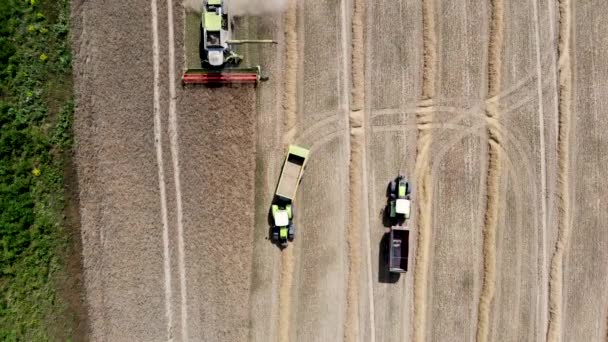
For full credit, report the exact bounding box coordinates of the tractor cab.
[389,176,412,220]
[272,203,295,247]
[395,198,411,216]
[273,208,289,227]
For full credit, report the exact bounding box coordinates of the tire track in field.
[546,0,572,340]
[413,0,437,339]
[531,0,549,336]
[165,0,189,339]
[151,0,174,338]
[345,0,365,339]
[278,1,298,341]
[476,0,505,340]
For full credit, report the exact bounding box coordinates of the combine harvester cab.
[387,175,412,273]
[182,0,276,86]
[271,145,310,248]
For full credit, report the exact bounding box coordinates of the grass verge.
[0,0,85,340]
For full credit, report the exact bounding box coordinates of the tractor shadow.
[382,204,393,228]
[382,182,393,228]
[267,196,286,250]
[378,232,400,284]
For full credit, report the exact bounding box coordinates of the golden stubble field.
[73,0,608,341]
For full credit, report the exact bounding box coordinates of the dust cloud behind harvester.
[185,0,291,15]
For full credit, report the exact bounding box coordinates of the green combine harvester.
[271,145,310,248]
[182,0,277,85]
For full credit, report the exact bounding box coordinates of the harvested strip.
[476,0,505,340]
[282,0,298,146]
[546,0,572,341]
[351,0,365,111]
[344,0,366,340]
[345,125,363,342]
[476,119,503,342]
[413,118,433,342]
[278,1,298,341]
[486,0,505,100]
[413,0,437,337]
[421,0,437,100]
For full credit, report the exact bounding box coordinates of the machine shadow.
[382,204,393,228]
[267,196,289,250]
[266,199,282,250]
[378,232,400,284]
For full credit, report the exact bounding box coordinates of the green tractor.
[270,145,310,248]
[389,175,411,224]
[271,203,295,247]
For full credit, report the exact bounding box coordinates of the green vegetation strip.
[0,0,79,340]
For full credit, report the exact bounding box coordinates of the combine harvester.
[386,175,412,273]
[271,145,310,248]
[182,0,277,85]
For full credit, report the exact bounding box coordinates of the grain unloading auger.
[182,0,277,86]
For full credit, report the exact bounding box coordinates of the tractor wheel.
[199,26,206,61]
[226,53,243,67]
[272,229,279,241]
[389,201,396,218]
[272,204,279,217]
[389,181,397,198]
[286,204,292,219]
[288,223,295,241]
